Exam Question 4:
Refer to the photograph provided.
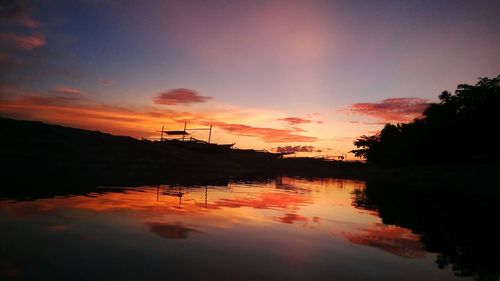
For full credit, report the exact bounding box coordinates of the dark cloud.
[278,117,313,125]
[273,145,319,153]
[153,88,212,106]
[347,98,430,122]
[278,116,323,125]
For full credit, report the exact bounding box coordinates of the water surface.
[0,177,495,281]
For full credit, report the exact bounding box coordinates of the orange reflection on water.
[0,178,425,255]
[340,223,425,258]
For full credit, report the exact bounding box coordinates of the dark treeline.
[351,75,500,164]
[353,178,500,281]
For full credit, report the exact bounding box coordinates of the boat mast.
[182,121,187,141]
[208,124,212,144]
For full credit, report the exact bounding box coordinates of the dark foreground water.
[0,177,498,281]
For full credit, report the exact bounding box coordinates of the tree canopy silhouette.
[351,75,500,164]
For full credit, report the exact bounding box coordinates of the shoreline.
[1,117,498,190]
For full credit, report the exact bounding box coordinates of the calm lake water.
[0,177,498,281]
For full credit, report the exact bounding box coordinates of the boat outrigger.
[156,122,294,158]
[157,122,235,152]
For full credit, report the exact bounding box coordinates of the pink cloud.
[0,32,45,50]
[212,121,317,143]
[347,98,430,122]
[101,79,114,86]
[54,86,83,95]
[279,116,323,125]
[153,88,211,106]
[2,5,40,28]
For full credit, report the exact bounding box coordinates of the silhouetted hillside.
[0,117,366,186]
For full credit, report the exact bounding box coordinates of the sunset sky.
[1,0,499,158]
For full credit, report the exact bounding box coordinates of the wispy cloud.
[347,98,430,122]
[0,32,45,50]
[15,94,81,106]
[54,86,83,96]
[211,121,317,143]
[101,79,114,86]
[153,88,212,106]
[278,117,313,125]
[331,136,354,142]
[279,116,323,126]
[1,4,40,29]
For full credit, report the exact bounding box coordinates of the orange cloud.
[0,32,45,50]
[0,94,178,137]
[347,98,430,122]
[0,93,318,144]
[211,121,317,143]
[153,88,212,106]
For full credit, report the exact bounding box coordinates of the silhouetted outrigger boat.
[157,122,235,152]
[162,138,235,152]
[233,148,294,159]
[157,122,292,157]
